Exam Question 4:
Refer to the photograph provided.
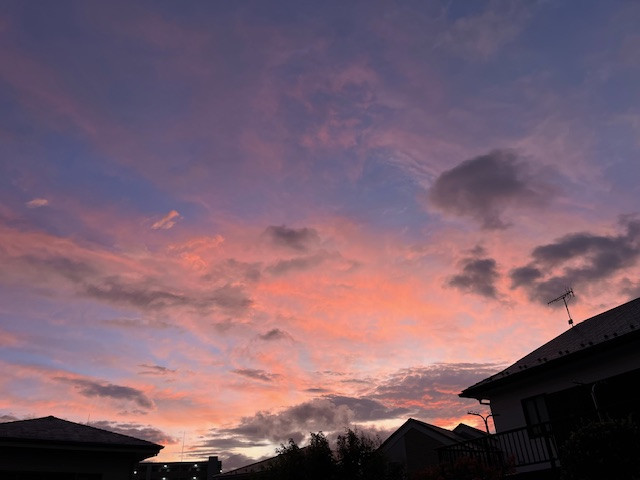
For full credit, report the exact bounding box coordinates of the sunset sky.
[2,0,640,470]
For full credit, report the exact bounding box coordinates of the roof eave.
[460,328,640,400]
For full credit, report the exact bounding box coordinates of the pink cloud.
[25,198,49,208]
[151,210,182,230]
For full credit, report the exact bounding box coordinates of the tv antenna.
[548,288,575,326]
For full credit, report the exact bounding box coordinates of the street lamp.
[467,410,495,434]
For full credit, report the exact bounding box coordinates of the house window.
[522,394,550,437]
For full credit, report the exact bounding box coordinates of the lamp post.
[467,410,495,434]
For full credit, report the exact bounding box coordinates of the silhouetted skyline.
[1,0,640,470]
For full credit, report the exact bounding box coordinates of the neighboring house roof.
[461,297,640,399]
[0,415,163,452]
[379,418,472,450]
[214,453,280,477]
[451,423,487,440]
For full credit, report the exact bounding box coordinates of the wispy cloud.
[25,198,49,208]
[151,210,181,230]
[138,364,177,376]
[265,251,334,276]
[56,377,154,410]
[437,1,533,59]
[89,420,177,444]
[232,368,281,383]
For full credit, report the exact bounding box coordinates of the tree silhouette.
[251,429,402,480]
[306,432,336,479]
[335,428,386,480]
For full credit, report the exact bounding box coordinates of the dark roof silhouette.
[380,418,480,449]
[452,422,487,440]
[461,297,640,398]
[0,415,163,450]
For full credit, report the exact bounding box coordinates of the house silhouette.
[379,418,486,476]
[443,297,640,478]
[0,415,163,479]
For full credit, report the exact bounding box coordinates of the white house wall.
[484,340,640,431]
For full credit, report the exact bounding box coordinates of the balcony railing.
[438,422,563,472]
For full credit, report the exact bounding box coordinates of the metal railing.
[438,422,561,471]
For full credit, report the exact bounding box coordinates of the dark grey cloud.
[212,318,237,333]
[86,279,252,314]
[265,251,332,276]
[509,265,543,288]
[57,378,154,409]
[138,364,176,376]
[429,149,553,229]
[89,420,176,444]
[509,217,640,302]
[223,401,336,445]
[526,277,577,305]
[324,395,409,422]
[84,277,188,310]
[233,368,281,382]
[19,255,97,283]
[305,387,331,394]
[263,225,320,252]
[258,328,292,341]
[208,284,253,312]
[101,317,176,330]
[201,395,405,450]
[0,414,18,422]
[219,452,272,472]
[192,436,270,450]
[186,432,271,470]
[204,258,262,284]
[339,378,371,385]
[448,251,499,298]
[190,451,270,473]
[371,363,504,419]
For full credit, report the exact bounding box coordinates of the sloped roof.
[0,415,163,451]
[379,418,470,450]
[461,297,640,398]
[452,423,487,440]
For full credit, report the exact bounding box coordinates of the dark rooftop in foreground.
[0,415,163,449]
[461,296,640,397]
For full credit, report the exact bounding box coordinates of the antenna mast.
[548,288,575,326]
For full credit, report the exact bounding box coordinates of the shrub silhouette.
[411,455,508,480]
[560,418,640,480]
